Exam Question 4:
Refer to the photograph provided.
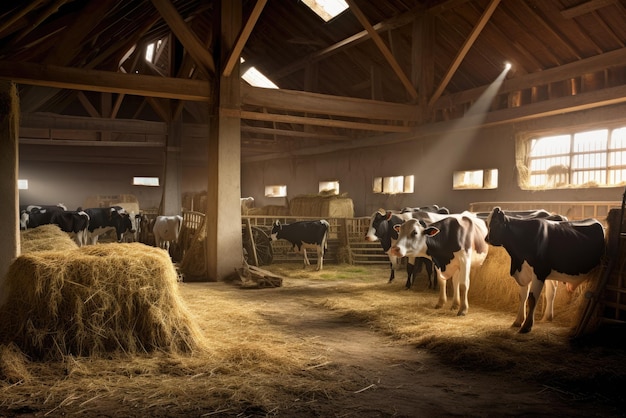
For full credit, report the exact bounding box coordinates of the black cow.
[365,209,435,289]
[82,207,135,244]
[486,207,605,333]
[50,210,90,246]
[19,205,66,230]
[390,212,489,316]
[270,220,329,271]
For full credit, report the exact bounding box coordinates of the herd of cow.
[19,202,607,334]
[275,204,605,334]
[19,204,184,253]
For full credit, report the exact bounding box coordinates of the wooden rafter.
[223,0,267,77]
[346,0,418,101]
[427,0,500,108]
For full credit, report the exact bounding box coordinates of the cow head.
[111,211,135,242]
[365,209,387,242]
[485,207,507,246]
[270,220,282,241]
[390,218,436,259]
[20,210,29,229]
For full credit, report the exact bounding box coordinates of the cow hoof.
[511,322,522,328]
[519,327,532,334]
[434,304,443,309]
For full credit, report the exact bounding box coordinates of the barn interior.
[2,0,626,416]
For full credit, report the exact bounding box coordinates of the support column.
[205,0,242,280]
[161,120,182,216]
[0,81,20,294]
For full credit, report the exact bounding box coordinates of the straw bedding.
[0,242,203,360]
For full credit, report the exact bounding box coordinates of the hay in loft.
[289,193,354,218]
[0,243,204,360]
[20,224,78,253]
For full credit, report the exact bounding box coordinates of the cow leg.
[387,254,399,283]
[520,278,545,333]
[435,269,447,309]
[405,256,417,289]
[540,280,558,322]
[388,262,396,283]
[315,245,324,271]
[302,248,310,268]
[513,284,530,327]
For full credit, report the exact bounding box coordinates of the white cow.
[153,215,183,254]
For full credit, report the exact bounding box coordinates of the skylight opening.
[302,0,348,22]
[241,66,278,89]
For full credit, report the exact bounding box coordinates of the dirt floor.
[1,261,626,417]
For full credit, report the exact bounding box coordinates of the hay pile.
[0,243,204,360]
[180,215,209,280]
[289,193,354,218]
[20,224,78,253]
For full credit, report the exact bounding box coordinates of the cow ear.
[424,226,440,237]
[385,211,394,220]
[393,224,401,233]
[377,208,385,216]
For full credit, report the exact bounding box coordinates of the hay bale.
[289,193,354,218]
[247,205,289,216]
[180,216,209,280]
[20,224,78,253]
[0,243,204,360]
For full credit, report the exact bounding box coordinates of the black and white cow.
[270,220,330,271]
[365,209,434,289]
[19,204,66,229]
[82,206,135,244]
[390,212,489,316]
[50,210,90,246]
[485,207,605,333]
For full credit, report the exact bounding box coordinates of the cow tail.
[321,219,330,251]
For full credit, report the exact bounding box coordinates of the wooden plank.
[561,0,617,19]
[0,60,211,101]
[21,113,167,134]
[223,0,267,77]
[150,0,216,74]
[346,0,418,100]
[241,84,419,122]
[428,0,501,108]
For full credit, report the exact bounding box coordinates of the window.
[519,126,626,189]
[302,0,348,22]
[240,57,278,89]
[133,177,159,187]
[265,185,287,197]
[18,179,28,190]
[373,175,414,194]
[453,169,498,190]
[319,180,339,194]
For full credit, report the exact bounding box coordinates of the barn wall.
[241,104,626,217]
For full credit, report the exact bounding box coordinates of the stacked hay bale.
[20,224,78,254]
[0,242,204,360]
[288,192,354,218]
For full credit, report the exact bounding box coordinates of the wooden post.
[162,120,182,216]
[205,0,243,280]
[0,81,20,300]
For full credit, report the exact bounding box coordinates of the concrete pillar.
[161,120,182,216]
[0,81,20,294]
[205,0,242,280]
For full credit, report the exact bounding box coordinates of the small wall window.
[18,179,28,190]
[265,185,287,197]
[319,180,339,194]
[373,175,414,194]
[133,177,159,186]
[453,169,498,190]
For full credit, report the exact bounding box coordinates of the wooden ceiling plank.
[428,0,501,108]
[345,0,418,100]
[150,0,216,75]
[44,0,118,65]
[561,0,618,19]
[223,0,267,77]
[241,125,347,141]
[0,60,210,101]
[272,8,420,80]
[0,0,44,35]
[11,0,68,44]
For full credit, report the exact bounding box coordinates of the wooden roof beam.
[150,0,216,75]
[223,0,267,77]
[428,0,500,108]
[346,0,418,100]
